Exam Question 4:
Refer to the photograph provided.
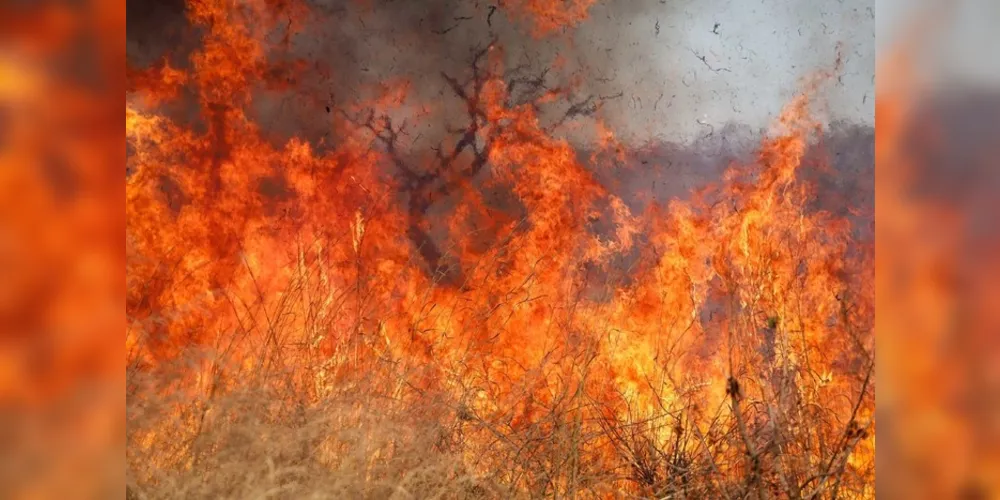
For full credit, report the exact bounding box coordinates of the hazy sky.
[309,0,877,146]
[876,0,1000,90]
[566,0,875,143]
[128,0,875,148]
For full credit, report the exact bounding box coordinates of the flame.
[500,0,599,37]
[875,6,1000,496]
[1,0,124,496]
[126,0,873,497]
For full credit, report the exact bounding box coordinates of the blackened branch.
[432,15,474,35]
[487,5,497,26]
[547,91,621,132]
[689,48,731,73]
[340,36,593,284]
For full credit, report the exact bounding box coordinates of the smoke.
[127,0,873,149]
[574,0,875,143]
[275,0,876,146]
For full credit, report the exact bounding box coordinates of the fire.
[0,0,124,496]
[500,0,599,36]
[875,7,1000,496]
[126,0,873,497]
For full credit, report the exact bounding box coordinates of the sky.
[127,0,877,147]
[567,0,875,143]
[304,0,877,146]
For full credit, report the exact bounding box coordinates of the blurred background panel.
[1,0,998,496]
[877,0,1000,497]
[0,0,123,497]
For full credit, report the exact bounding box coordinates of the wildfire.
[126,0,874,497]
[499,0,599,36]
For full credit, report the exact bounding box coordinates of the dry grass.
[127,359,504,499]
[126,274,873,499]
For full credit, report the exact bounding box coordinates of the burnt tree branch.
[341,36,606,286]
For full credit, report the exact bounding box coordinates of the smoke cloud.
[127,0,874,148]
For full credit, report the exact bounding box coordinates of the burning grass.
[126,0,874,497]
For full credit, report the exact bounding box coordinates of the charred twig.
[432,15,474,35]
[487,5,498,26]
[546,92,621,132]
[696,118,715,138]
[689,48,731,73]
[727,375,767,500]
[507,68,551,106]
[803,361,874,499]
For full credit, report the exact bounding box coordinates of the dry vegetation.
[126,1,874,498]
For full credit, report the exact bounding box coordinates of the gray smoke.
[127,0,874,146]
[271,0,875,146]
